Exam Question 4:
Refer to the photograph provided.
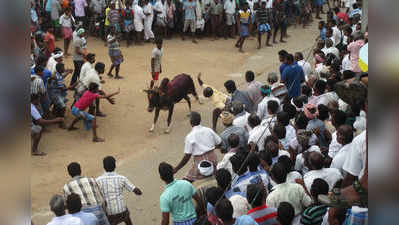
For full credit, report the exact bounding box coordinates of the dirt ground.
[31,20,320,224]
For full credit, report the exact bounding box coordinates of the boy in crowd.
[151,38,163,89]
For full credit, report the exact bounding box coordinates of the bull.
[143,73,202,133]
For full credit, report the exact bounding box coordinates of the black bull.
[144,74,201,133]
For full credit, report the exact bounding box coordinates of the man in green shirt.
[159,162,203,225]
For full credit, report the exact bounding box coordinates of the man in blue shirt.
[224,80,254,113]
[67,193,99,225]
[281,54,304,99]
[318,21,326,41]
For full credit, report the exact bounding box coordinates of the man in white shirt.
[232,101,250,132]
[46,49,64,76]
[323,39,340,58]
[79,53,96,81]
[295,52,312,81]
[303,151,343,192]
[47,194,83,225]
[174,112,222,182]
[256,85,280,121]
[267,162,312,224]
[342,130,366,185]
[328,110,347,158]
[329,20,341,47]
[224,0,236,38]
[330,125,354,175]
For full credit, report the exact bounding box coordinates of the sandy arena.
[32,21,320,224]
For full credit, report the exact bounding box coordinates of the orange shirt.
[44,32,55,54]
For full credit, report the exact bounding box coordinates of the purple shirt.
[75,0,88,17]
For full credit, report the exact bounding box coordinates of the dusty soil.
[31,20,320,224]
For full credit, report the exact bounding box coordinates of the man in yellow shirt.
[197,73,229,131]
[104,4,111,43]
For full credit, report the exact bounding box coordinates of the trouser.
[108,210,133,225]
[71,60,84,86]
[144,18,155,40]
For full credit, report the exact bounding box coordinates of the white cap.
[197,160,214,177]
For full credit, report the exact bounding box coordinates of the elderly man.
[46,195,83,225]
[219,111,249,152]
[330,125,354,175]
[173,112,222,182]
[63,162,110,225]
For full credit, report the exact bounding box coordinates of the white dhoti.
[134,19,144,32]
[144,18,154,40]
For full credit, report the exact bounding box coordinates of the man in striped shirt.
[96,156,142,225]
[300,178,329,225]
[256,0,272,49]
[247,184,278,225]
[63,162,110,225]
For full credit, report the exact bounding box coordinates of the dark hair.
[203,87,214,97]
[278,155,293,174]
[215,168,232,190]
[273,123,286,139]
[155,37,163,44]
[319,21,325,26]
[88,82,99,92]
[338,125,354,144]
[310,178,329,198]
[228,134,240,148]
[295,52,304,60]
[66,193,82,214]
[264,135,279,145]
[247,152,260,172]
[31,94,40,102]
[55,62,65,73]
[224,80,236,93]
[95,62,105,73]
[332,110,347,127]
[215,199,234,222]
[278,50,288,58]
[67,162,81,177]
[34,65,44,74]
[85,53,96,61]
[229,154,247,175]
[190,111,201,126]
[259,150,272,167]
[277,202,295,225]
[295,112,309,129]
[245,70,255,82]
[283,103,297,121]
[37,55,48,66]
[342,70,355,80]
[271,162,287,184]
[248,113,261,128]
[344,26,353,35]
[159,162,174,183]
[302,85,312,97]
[247,184,264,207]
[286,54,294,63]
[277,111,290,126]
[267,100,279,114]
[205,186,225,206]
[326,27,333,34]
[326,79,336,92]
[308,152,324,170]
[314,80,327,95]
[103,156,116,172]
[334,7,340,14]
[292,96,306,109]
[353,3,358,9]
[317,104,330,121]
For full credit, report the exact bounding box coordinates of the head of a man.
[66,193,82,214]
[294,52,304,62]
[273,123,286,140]
[267,72,279,85]
[264,135,279,157]
[155,37,163,49]
[285,54,294,65]
[49,195,66,217]
[277,111,290,127]
[95,62,105,74]
[318,21,325,30]
[337,125,354,145]
[278,50,288,63]
[205,186,225,206]
[103,156,116,172]
[331,110,347,128]
[325,38,333,48]
[229,154,247,176]
[228,133,240,149]
[86,53,96,64]
[215,168,232,190]
[247,152,260,172]
[326,27,333,38]
[158,162,174,184]
[246,183,265,208]
[267,100,279,115]
[55,62,65,74]
[67,162,81,178]
[270,162,287,184]
[247,113,261,129]
[34,65,44,77]
[277,155,293,174]
[231,101,244,115]
[310,178,329,203]
[245,70,255,83]
[277,202,295,225]
[31,94,40,105]
[203,87,214,98]
[307,151,324,171]
[190,111,201,127]
[215,199,234,223]
[314,79,327,96]
[224,80,237,94]
[88,82,100,93]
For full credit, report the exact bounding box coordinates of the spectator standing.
[46,195,83,225]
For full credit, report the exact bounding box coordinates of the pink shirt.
[74,90,99,110]
[74,0,88,17]
[348,39,365,73]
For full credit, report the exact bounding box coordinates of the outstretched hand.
[107,97,116,104]
[133,187,143,196]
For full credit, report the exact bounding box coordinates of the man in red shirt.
[334,7,349,24]
[68,82,120,142]
[44,27,56,58]
[247,184,278,225]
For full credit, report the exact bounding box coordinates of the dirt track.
[31,20,320,224]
